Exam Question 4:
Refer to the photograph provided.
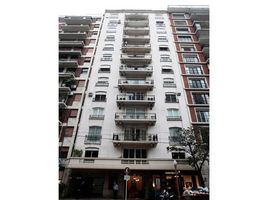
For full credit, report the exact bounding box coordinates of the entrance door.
[127,175,144,198]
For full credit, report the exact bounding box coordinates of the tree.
[167,127,209,187]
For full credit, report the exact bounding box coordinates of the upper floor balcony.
[59,40,85,48]
[59,96,68,109]
[64,16,92,25]
[115,112,156,125]
[196,28,209,47]
[124,20,149,28]
[61,24,90,32]
[59,58,78,68]
[190,11,209,21]
[118,79,154,91]
[112,133,158,148]
[121,54,152,65]
[119,65,153,78]
[125,14,148,21]
[124,27,149,36]
[59,31,88,40]
[121,43,151,54]
[123,35,150,44]
[116,94,155,109]
[59,48,82,57]
[202,45,209,60]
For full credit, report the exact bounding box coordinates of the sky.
[57,0,210,15]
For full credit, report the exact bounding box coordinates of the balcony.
[118,79,154,91]
[59,59,78,67]
[64,16,92,25]
[202,45,209,60]
[122,44,151,54]
[125,14,148,21]
[84,135,102,144]
[124,20,149,28]
[61,24,90,32]
[115,112,156,125]
[196,29,209,47]
[123,35,150,44]
[59,85,71,95]
[59,41,85,48]
[59,48,82,57]
[116,94,155,109]
[119,65,153,77]
[59,72,75,79]
[190,11,209,21]
[59,97,68,109]
[112,133,158,148]
[121,54,152,65]
[59,31,88,40]
[124,27,149,35]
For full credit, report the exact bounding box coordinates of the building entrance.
[127,175,144,198]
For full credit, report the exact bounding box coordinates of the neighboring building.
[58,15,102,182]
[59,6,209,199]
[168,5,209,187]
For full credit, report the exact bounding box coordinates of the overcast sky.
[57,0,210,15]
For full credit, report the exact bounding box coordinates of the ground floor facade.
[61,168,202,199]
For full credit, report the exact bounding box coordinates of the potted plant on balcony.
[72,149,83,157]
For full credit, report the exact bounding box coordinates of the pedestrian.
[113,182,119,199]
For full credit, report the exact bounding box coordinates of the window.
[196,110,209,122]
[174,21,187,26]
[180,45,195,52]
[185,65,203,74]
[163,78,176,87]
[178,36,192,42]
[188,79,207,88]
[101,53,112,61]
[85,148,99,157]
[183,54,199,63]
[156,21,165,27]
[99,65,111,73]
[90,107,104,119]
[105,35,115,41]
[94,91,107,102]
[103,44,114,51]
[158,36,168,42]
[69,109,78,117]
[160,55,172,62]
[94,24,100,28]
[123,149,147,159]
[95,77,109,87]
[161,65,173,74]
[159,46,169,51]
[167,108,181,121]
[85,126,102,143]
[165,93,177,103]
[81,68,88,74]
[172,14,185,19]
[176,27,189,33]
[172,151,186,159]
[199,127,209,144]
[169,127,183,145]
[192,93,209,104]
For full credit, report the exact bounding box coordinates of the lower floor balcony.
[115,112,156,125]
[112,133,158,148]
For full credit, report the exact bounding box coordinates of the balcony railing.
[116,94,155,108]
[84,135,102,144]
[121,54,152,64]
[167,116,182,121]
[59,98,68,109]
[59,48,82,56]
[125,14,148,20]
[59,40,85,48]
[59,59,78,67]
[119,65,153,77]
[89,115,105,120]
[118,79,154,91]
[64,16,92,25]
[115,112,156,125]
[61,24,90,32]
[113,133,158,147]
[59,31,88,40]
[122,43,151,53]
[124,20,149,27]
[58,72,75,79]
[124,27,150,35]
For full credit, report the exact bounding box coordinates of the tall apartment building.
[58,15,102,181]
[59,7,209,199]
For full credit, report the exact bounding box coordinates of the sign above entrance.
[124,167,130,174]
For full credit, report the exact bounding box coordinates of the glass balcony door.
[124,127,146,141]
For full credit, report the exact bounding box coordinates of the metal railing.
[115,112,156,120]
[117,94,155,101]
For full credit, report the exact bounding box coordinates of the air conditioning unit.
[88,93,93,97]
[177,92,181,96]
[70,85,77,89]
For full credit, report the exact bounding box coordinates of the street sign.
[124,175,130,181]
